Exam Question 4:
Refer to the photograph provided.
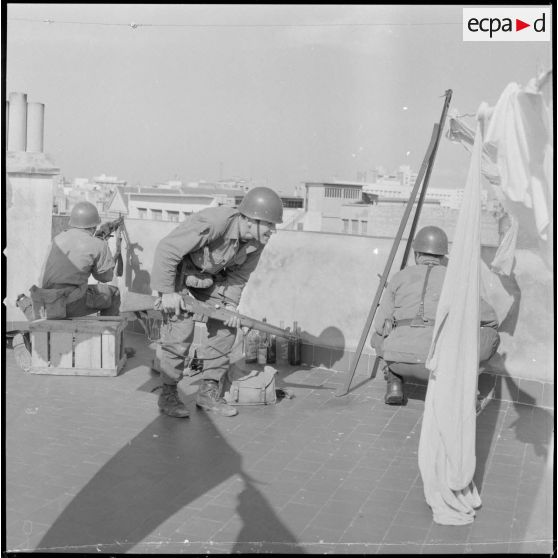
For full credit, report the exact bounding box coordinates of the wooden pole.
[400,90,453,270]
[335,91,452,396]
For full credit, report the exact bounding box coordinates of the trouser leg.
[479,327,500,363]
[65,294,93,318]
[199,318,237,383]
[155,313,195,386]
[99,286,120,316]
[65,284,120,318]
[195,317,238,417]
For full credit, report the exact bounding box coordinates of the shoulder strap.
[410,264,434,327]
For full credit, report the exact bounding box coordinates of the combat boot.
[16,294,34,321]
[384,369,406,405]
[158,384,190,418]
[196,380,238,417]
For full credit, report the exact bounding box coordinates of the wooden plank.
[74,333,102,369]
[49,332,73,368]
[30,320,121,334]
[29,366,118,377]
[72,316,127,322]
[117,331,123,360]
[101,333,116,369]
[31,331,49,368]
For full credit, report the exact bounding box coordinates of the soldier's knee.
[479,327,500,363]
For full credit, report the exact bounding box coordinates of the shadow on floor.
[36,407,304,553]
[474,367,553,549]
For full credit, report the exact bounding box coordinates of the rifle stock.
[120,291,297,340]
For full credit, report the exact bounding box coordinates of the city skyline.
[5,4,552,194]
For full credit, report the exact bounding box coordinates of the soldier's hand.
[383,318,394,336]
[94,223,112,239]
[223,304,241,328]
[161,292,186,316]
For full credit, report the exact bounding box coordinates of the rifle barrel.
[120,291,296,340]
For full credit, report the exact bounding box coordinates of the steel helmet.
[412,226,448,256]
[69,201,101,229]
[238,187,283,224]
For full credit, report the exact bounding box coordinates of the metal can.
[257,347,267,365]
[288,321,302,366]
[244,329,259,363]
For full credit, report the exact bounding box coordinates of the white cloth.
[489,214,519,276]
[485,82,551,240]
[418,119,484,525]
[447,77,553,273]
[479,259,513,326]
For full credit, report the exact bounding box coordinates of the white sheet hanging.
[418,117,484,526]
[448,76,553,273]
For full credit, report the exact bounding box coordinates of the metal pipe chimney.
[7,92,27,151]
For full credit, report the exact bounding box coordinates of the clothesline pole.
[400,89,453,270]
[335,124,444,397]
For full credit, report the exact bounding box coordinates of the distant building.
[92,174,127,189]
[127,193,219,222]
[303,181,376,234]
[298,180,499,245]
[358,164,493,210]
[155,180,183,189]
[103,183,305,229]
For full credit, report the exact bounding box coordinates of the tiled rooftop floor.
[4,332,555,554]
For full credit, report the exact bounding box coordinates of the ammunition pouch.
[184,272,214,289]
[29,285,83,319]
[223,364,278,405]
[177,257,214,290]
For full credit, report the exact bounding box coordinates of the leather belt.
[395,318,434,327]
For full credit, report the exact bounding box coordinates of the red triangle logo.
[516,19,530,31]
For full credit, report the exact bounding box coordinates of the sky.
[5,4,553,193]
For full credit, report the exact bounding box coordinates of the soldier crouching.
[150,187,283,418]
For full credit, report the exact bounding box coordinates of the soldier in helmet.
[13,201,123,370]
[371,226,500,406]
[150,187,283,418]
[37,201,121,317]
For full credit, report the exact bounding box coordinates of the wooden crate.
[29,317,127,376]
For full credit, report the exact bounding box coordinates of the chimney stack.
[6,92,46,153]
[7,92,28,151]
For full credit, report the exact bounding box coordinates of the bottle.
[263,318,276,364]
[244,329,259,363]
[276,321,288,365]
[257,320,268,365]
[288,321,302,366]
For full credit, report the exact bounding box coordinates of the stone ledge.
[6,151,60,175]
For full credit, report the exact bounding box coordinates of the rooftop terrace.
[4,331,554,554]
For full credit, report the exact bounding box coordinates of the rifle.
[120,290,298,341]
[95,216,125,276]
[94,216,125,241]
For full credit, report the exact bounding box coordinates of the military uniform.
[40,227,120,317]
[371,257,500,385]
[151,206,264,387]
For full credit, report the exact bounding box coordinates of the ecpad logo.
[463,8,551,41]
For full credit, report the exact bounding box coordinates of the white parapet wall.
[119,221,553,385]
[5,152,59,324]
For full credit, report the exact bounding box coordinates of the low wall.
[116,220,552,407]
